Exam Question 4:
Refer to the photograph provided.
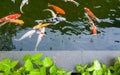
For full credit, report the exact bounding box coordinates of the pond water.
[0,0,120,51]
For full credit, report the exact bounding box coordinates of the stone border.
[0,51,120,71]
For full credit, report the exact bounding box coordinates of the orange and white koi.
[85,13,97,35]
[34,27,45,51]
[48,3,65,15]
[20,0,29,13]
[16,29,36,41]
[0,13,21,22]
[33,23,51,29]
[64,0,80,7]
[84,7,101,23]
[9,19,24,25]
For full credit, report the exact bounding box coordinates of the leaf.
[118,56,120,62]
[22,54,31,61]
[66,71,72,75]
[34,59,43,65]
[29,69,41,75]
[76,64,84,72]
[39,66,46,75]
[50,65,57,75]
[42,56,53,67]
[31,53,43,60]
[11,60,18,69]
[87,60,102,71]
[56,68,66,75]
[24,59,33,71]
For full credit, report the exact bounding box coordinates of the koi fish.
[84,7,101,23]
[33,23,51,29]
[85,13,97,35]
[0,13,21,22]
[15,29,36,41]
[64,0,80,7]
[9,19,24,25]
[48,3,65,15]
[20,0,28,13]
[43,9,57,18]
[35,17,66,24]
[0,19,24,27]
[34,27,45,51]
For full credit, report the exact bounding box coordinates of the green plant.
[76,56,120,75]
[0,53,120,75]
[0,53,71,75]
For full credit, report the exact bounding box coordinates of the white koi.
[34,27,45,51]
[16,29,36,41]
[43,9,57,18]
[64,0,80,7]
[20,0,29,13]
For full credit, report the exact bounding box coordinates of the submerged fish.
[64,0,80,7]
[48,3,65,15]
[33,23,51,29]
[85,13,97,35]
[34,27,45,51]
[84,7,101,23]
[9,19,24,25]
[20,0,29,13]
[35,17,66,25]
[16,29,36,41]
[0,13,21,22]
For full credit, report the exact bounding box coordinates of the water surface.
[0,0,120,51]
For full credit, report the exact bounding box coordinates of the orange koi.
[48,3,65,15]
[84,7,101,23]
[85,13,97,35]
[0,13,21,22]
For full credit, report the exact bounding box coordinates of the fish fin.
[95,18,101,23]
[43,9,57,18]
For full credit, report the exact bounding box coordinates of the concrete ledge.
[0,51,120,71]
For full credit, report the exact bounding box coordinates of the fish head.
[15,14,21,18]
[16,20,24,25]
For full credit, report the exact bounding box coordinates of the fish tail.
[95,18,101,23]
[34,34,43,51]
[20,6,24,13]
[72,0,80,7]
[43,9,56,18]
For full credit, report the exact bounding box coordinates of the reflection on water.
[0,0,120,51]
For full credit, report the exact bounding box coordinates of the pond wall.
[0,51,120,71]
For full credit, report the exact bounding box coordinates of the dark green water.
[0,0,120,51]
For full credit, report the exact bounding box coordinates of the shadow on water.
[0,0,120,51]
